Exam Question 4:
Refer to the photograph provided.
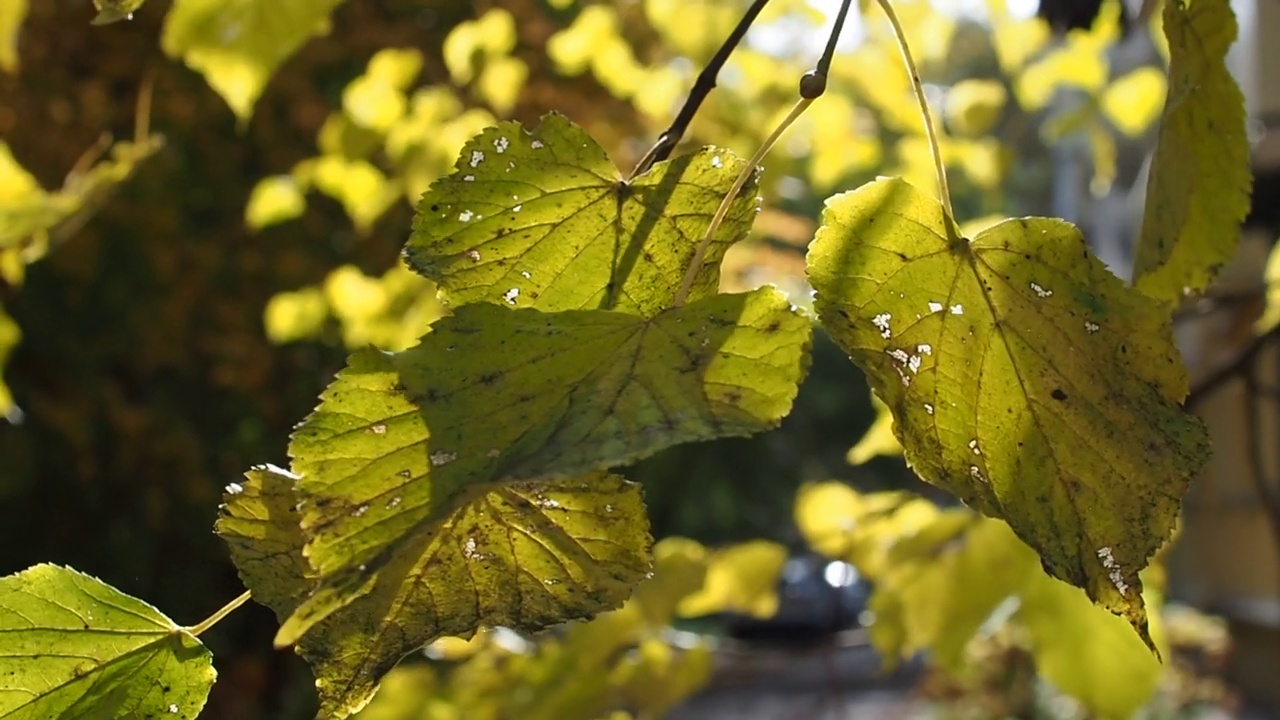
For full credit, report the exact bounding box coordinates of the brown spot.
[1051,388,1067,401]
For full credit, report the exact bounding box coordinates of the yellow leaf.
[1256,240,1280,334]
[342,49,423,133]
[992,17,1050,74]
[547,6,616,76]
[476,56,529,115]
[678,541,787,619]
[310,155,398,232]
[0,0,26,73]
[263,287,328,344]
[946,79,1007,137]
[1101,66,1167,137]
[1016,40,1109,111]
[794,483,941,581]
[847,394,902,465]
[161,0,345,121]
[1133,0,1250,301]
[245,175,306,230]
[0,304,19,422]
[323,264,387,322]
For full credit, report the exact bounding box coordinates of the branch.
[629,0,774,179]
[1185,326,1280,410]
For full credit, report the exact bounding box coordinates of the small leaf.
[405,113,759,316]
[1100,66,1167,138]
[677,540,787,619]
[0,0,27,72]
[0,564,215,719]
[847,394,903,465]
[1255,239,1280,335]
[245,175,306,230]
[1133,0,1251,302]
[281,287,809,606]
[91,0,146,25]
[161,0,346,121]
[807,177,1209,650]
[0,304,19,421]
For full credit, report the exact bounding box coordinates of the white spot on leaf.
[968,439,982,455]
[512,204,522,212]
[520,270,531,279]
[458,210,474,222]
[1030,281,1053,298]
[969,465,988,483]
[711,155,723,168]
[352,504,369,517]
[487,448,501,459]
[430,450,457,467]
[470,150,485,167]
[530,139,545,149]
[225,482,243,495]
[917,344,932,356]
[386,496,402,509]
[873,312,892,338]
[463,174,475,182]
[463,537,479,559]
[928,301,944,313]
[371,424,387,435]
[924,403,935,415]
[950,304,964,315]
[1085,321,1100,334]
[502,287,520,304]
[465,249,481,262]
[1096,546,1130,596]
[494,136,510,153]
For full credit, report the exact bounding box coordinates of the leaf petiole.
[873,0,956,238]
[184,589,252,637]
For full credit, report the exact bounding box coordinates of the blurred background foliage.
[0,0,1240,718]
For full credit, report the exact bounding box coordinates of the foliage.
[0,0,1255,719]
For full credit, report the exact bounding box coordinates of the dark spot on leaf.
[430,204,439,212]
[1051,388,1067,401]
[764,320,781,333]
[479,372,501,386]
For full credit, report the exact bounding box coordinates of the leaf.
[276,285,809,640]
[405,113,759,316]
[1256,239,1280,335]
[868,515,1039,671]
[0,564,215,719]
[1133,0,1251,302]
[0,0,26,73]
[847,394,903,465]
[1017,572,1167,720]
[807,177,1210,650]
[160,0,346,121]
[1100,66,1167,138]
[245,175,306,230]
[677,540,787,619]
[0,304,19,422]
[91,0,146,25]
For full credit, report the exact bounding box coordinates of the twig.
[1185,326,1280,409]
[184,590,253,637]
[629,0,774,179]
[1242,369,1280,568]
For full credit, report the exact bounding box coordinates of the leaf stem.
[629,0,775,179]
[672,97,814,307]
[872,0,955,234]
[184,590,252,637]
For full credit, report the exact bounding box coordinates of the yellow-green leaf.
[677,540,787,619]
[1255,239,1280,335]
[1133,0,1251,301]
[847,393,903,465]
[161,0,346,120]
[1100,66,1167,137]
[407,114,759,316]
[807,177,1209,650]
[0,304,21,422]
[0,0,26,72]
[245,175,306,230]
[0,564,215,719]
[91,0,146,25]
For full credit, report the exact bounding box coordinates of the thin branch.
[1241,369,1280,562]
[629,0,774,179]
[1186,326,1280,409]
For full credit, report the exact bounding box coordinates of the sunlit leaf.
[0,564,215,719]
[1255,239,1280,335]
[678,540,787,619]
[306,155,400,233]
[91,0,146,25]
[161,0,346,120]
[0,0,26,72]
[632,537,708,626]
[1018,571,1167,719]
[406,114,759,316]
[610,638,712,719]
[868,515,1038,671]
[847,394,902,465]
[1015,40,1108,111]
[547,6,618,76]
[1100,66,1166,137]
[476,55,530,116]
[280,287,807,615]
[992,17,1050,74]
[246,175,306,230]
[807,177,1209,650]
[443,9,517,86]
[794,482,940,580]
[1133,0,1251,302]
[263,287,329,345]
[0,304,18,422]
[945,79,1007,137]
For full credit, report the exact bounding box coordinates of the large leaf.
[0,564,215,719]
[281,287,809,597]
[161,0,346,121]
[405,113,759,316]
[807,177,1209,649]
[1133,0,1250,302]
[220,465,648,719]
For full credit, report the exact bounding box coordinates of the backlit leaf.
[0,564,214,719]
[1100,66,1166,138]
[1255,239,1280,335]
[677,540,787,619]
[807,177,1209,650]
[847,393,903,465]
[161,0,346,120]
[405,113,759,316]
[245,175,306,231]
[91,0,146,25]
[0,0,26,72]
[1133,0,1250,302]
[276,286,809,647]
[0,304,19,422]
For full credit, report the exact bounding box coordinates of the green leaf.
[1133,0,1250,302]
[807,177,1209,650]
[1017,571,1166,720]
[0,564,215,719]
[161,0,346,121]
[868,515,1039,671]
[405,113,759,316]
[91,0,146,25]
[282,287,808,595]
[0,0,26,72]
[245,175,306,231]
[846,394,902,465]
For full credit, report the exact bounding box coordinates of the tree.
[0,0,1256,718]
